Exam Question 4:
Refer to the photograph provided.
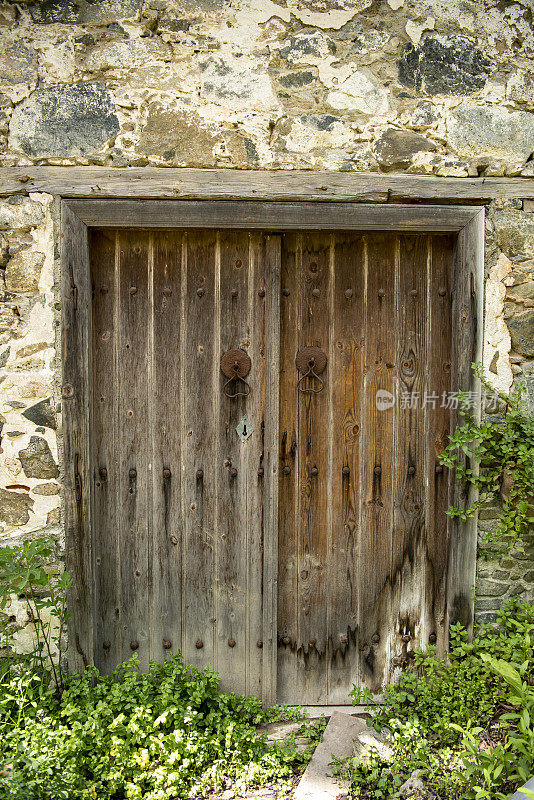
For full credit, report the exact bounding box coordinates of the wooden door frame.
[60,190,484,706]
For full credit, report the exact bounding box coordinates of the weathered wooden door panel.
[90,229,271,696]
[277,232,456,703]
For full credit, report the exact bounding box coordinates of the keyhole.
[243,424,247,436]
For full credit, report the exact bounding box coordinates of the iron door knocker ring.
[296,346,327,393]
[220,348,251,398]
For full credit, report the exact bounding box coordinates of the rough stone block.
[4,249,44,293]
[373,128,435,169]
[0,488,33,527]
[508,311,534,358]
[22,399,57,431]
[447,104,534,163]
[0,198,45,232]
[9,83,119,159]
[398,35,491,95]
[476,578,509,597]
[19,436,59,479]
[0,41,38,87]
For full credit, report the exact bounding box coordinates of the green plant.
[0,654,317,800]
[0,538,71,691]
[440,363,534,549]
[341,600,534,800]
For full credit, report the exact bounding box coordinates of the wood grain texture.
[64,200,477,232]
[6,167,534,202]
[61,201,94,672]
[91,229,120,672]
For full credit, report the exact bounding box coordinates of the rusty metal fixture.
[163,287,172,297]
[61,383,74,398]
[408,465,415,476]
[282,465,291,476]
[409,289,418,297]
[435,464,443,474]
[429,633,437,644]
[99,467,107,479]
[372,633,380,644]
[310,465,318,477]
[344,288,353,299]
[228,638,236,648]
[196,469,204,480]
[392,656,402,667]
[257,467,264,477]
[438,287,447,297]
[282,636,290,645]
[220,348,251,398]
[129,286,137,295]
[195,639,203,649]
[129,468,137,479]
[231,290,239,298]
[309,261,318,273]
[163,639,172,649]
[282,288,290,296]
[374,465,382,476]
[235,259,242,268]
[378,288,386,298]
[258,288,265,298]
[103,640,111,650]
[402,633,412,643]
[229,467,238,478]
[342,465,350,476]
[257,640,263,648]
[312,288,321,298]
[163,468,171,479]
[340,634,348,644]
[130,640,139,650]
[296,346,327,394]
[196,287,205,297]
[309,637,317,645]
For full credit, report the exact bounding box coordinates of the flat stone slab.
[294,711,369,800]
[507,777,534,800]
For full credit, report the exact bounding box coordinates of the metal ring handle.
[297,358,325,394]
[223,363,251,398]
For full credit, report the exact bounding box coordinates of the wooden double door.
[90,227,456,704]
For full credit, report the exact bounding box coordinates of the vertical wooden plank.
[389,235,429,681]
[247,234,268,699]
[296,232,331,705]
[359,234,396,693]
[117,231,150,669]
[150,231,184,662]
[327,234,364,703]
[216,231,253,695]
[426,235,455,653]
[263,234,281,707]
[447,211,483,635]
[182,231,217,671]
[61,202,94,671]
[277,233,299,705]
[91,229,120,672]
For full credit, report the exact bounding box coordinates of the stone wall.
[0,0,533,648]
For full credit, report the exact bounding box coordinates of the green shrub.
[0,655,316,800]
[340,600,534,800]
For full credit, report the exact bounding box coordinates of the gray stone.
[508,311,534,358]
[279,32,335,64]
[398,35,491,96]
[508,282,534,303]
[295,712,367,800]
[0,198,45,233]
[398,771,438,799]
[32,483,60,496]
[9,83,119,159]
[373,128,435,169]
[0,347,9,368]
[279,71,316,88]
[4,249,44,294]
[19,436,59,479]
[22,399,57,431]
[447,104,534,163]
[30,0,142,24]
[523,362,534,413]
[0,488,33,527]
[475,597,503,611]
[476,578,509,597]
[0,41,38,86]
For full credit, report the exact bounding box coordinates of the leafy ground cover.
[0,654,326,800]
[333,599,534,800]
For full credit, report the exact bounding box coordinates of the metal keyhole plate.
[236,415,253,442]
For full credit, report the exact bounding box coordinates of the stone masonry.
[0,0,533,650]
